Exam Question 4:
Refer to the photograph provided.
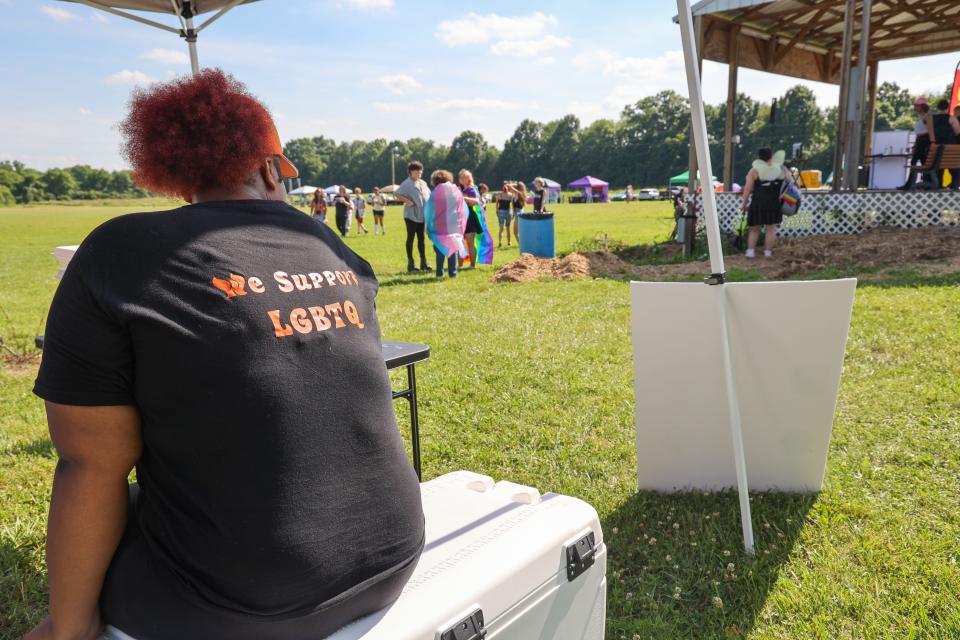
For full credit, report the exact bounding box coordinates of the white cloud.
[104,69,157,86]
[140,48,189,65]
[344,0,393,7]
[436,12,558,47]
[379,74,423,96]
[78,107,92,116]
[90,12,109,23]
[41,5,78,22]
[573,48,687,84]
[374,98,521,114]
[491,34,570,58]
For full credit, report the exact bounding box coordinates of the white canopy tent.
[288,186,318,196]
[60,1,262,74]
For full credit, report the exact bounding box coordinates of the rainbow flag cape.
[463,185,494,265]
[424,182,467,258]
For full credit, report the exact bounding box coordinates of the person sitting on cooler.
[27,69,424,640]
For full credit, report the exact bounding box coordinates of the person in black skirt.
[739,147,792,258]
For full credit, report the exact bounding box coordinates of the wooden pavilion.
[681,0,960,191]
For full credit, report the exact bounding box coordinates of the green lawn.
[2,200,959,639]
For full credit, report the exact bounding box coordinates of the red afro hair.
[119,69,275,197]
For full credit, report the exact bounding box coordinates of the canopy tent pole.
[683,15,704,258]
[844,0,872,191]
[676,0,754,555]
[723,25,740,192]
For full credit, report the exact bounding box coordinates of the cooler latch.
[440,608,486,640]
[566,531,597,581]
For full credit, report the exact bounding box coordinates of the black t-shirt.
[34,199,424,618]
[533,188,546,211]
[334,196,351,218]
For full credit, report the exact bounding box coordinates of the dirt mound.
[491,251,632,283]
[492,227,960,283]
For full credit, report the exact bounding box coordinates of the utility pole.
[390,148,397,185]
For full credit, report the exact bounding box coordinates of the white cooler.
[105,471,607,640]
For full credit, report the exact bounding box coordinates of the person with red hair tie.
[27,69,424,640]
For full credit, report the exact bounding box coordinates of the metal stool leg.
[407,364,421,480]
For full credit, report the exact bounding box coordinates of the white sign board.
[631,279,856,492]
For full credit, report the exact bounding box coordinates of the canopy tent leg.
[683,15,704,258]
[723,25,740,192]
[676,0,754,555]
[185,15,200,75]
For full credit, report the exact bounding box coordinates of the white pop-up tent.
[630,0,856,555]
[288,186,318,196]
[60,1,262,74]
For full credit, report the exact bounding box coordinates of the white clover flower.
[727,563,735,572]
[648,537,657,545]
[713,596,724,609]
[722,549,731,556]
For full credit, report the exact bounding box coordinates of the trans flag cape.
[462,185,494,265]
[424,182,468,258]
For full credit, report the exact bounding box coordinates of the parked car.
[637,188,660,201]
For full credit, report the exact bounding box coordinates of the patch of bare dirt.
[492,227,960,283]
[1,353,40,378]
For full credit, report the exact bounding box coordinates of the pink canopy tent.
[567,175,609,203]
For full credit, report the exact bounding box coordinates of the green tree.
[40,168,78,199]
[619,90,690,186]
[576,119,619,184]
[447,130,491,175]
[541,115,580,183]
[874,82,915,131]
[497,119,544,182]
[0,185,15,206]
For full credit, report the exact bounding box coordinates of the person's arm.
[741,169,756,211]
[25,403,142,640]
[951,116,960,136]
[926,113,936,143]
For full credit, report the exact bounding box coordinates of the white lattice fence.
[692,191,960,237]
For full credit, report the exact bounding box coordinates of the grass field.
[1,199,959,639]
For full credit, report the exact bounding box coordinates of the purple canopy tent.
[567,175,609,203]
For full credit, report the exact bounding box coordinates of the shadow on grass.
[603,490,815,639]
[377,272,455,288]
[0,536,46,639]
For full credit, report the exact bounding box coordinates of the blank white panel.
[631,279,856,492]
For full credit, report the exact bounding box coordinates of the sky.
[1,0,957,170]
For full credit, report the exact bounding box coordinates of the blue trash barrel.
[517,212,555,258]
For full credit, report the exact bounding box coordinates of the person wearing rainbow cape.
[457,169,494,268]
[424,169,468,278]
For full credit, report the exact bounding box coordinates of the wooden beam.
[723,24,740,191]
[863,59,880,160]
[773,5,830,67]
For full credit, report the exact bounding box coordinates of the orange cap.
[268,123,299,179]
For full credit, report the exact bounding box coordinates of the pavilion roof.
[682,0,960,84]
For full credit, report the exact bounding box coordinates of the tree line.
[0,161,151,205]
[0,81,940,205]
[284,81,943,191]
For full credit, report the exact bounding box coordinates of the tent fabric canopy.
[62,1,261,14]
[567,175,609,188]
[669,170,718,185]
[568,175,609,202]
[288,186,317,195]
[682,0,960,84]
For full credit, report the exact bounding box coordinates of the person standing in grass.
[424,169,467,278]
[511,181,527,245]
[740,147,791,258]
[311,189,327,223]
[496,182,514,248]
[371,186,387,235]
[353,187,369,234]
[25,68,423,640]
[457,169,493,269]
[532,177,548,212]
[395,161,431,272]
[334,185,354,237]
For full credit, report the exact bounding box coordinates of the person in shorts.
[496,182,515,248]
[353,186,369,234]
[371,186,387,235]
[311,190,327,223]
